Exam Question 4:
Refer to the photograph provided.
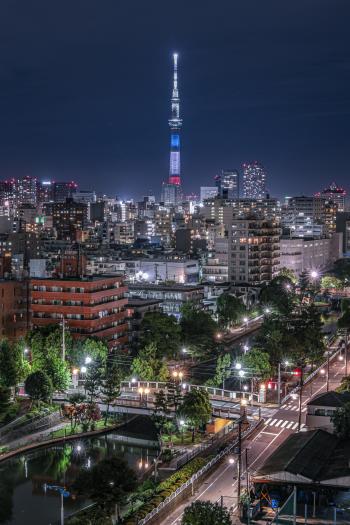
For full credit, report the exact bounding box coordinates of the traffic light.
[292,367,302,377]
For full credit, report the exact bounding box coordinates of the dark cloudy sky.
[0,1,349,199]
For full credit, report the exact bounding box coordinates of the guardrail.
[138,418,264,525]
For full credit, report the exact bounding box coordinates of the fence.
[138,419,264,525]
[121,381,259,404]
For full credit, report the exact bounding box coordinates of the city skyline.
[0,2,349,199]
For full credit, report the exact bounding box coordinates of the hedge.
[123,457,209,525]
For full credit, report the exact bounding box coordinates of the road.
[160,346,346,525]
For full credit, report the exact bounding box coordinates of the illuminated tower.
[169,52,182,186]
[162,53,183,205]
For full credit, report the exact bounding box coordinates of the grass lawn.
[51,418,116,439]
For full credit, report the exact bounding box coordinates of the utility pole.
[278,362,281,406]
[237,419,242,516]
[326,351,330,392]
[61,315,66,362]
[346,331,349,377]
[297,367,304,432]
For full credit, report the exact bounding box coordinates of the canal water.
[0,432,159,525]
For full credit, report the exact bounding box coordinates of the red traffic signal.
[292,367,302,376]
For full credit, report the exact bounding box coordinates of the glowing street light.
[229,457,235,465]
[310,270,319,280]
[85,356,92,365]
[81,366,87,374]
[235,362,242,370]
[238,370,245,377]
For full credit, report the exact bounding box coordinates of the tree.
[0,339,28,390]
[179,389,212,442]
[278,267,298,284]
[331,402,350,439]
[0,386,10,416]
[321,275,343,290]
[69,338,109,367]
[260,276,295,315]
[131,342,169,382]
[216,294,245,328]
[24,371,53,405]
[181,501,231,525]
[333,259,350,283]
[207,354,231,388]
[242,348,272,381]
[29,326,70,391]
[152,389,171,441]
[100,363,122,425]
[84,357,104,404]
[180,302,218,356]
[73,455,137,518]
[139,311,181,358]
[337,376,350,393]
[65,393,86,429]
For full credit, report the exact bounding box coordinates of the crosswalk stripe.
[281,420,289,428]
[302,408,307,413]
[275,420,283,427]
[281,405,287,409]
[269,419,277,426]
[287,422,294,429]
[264,418,271,425]
[300,424,305,429]
[292,422,299,430]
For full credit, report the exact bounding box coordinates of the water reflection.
[0,433,159,525]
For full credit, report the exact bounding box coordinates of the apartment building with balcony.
[229,215,280,285]
[30,275,128,350]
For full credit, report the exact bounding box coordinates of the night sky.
[0,1,349,199]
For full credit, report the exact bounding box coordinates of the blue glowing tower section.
[168,53,182,187]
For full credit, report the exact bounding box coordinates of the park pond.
[0,431,159,525]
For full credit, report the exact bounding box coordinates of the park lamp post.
[179,419,186,444]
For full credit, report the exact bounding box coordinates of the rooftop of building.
[307,391,350,408]
[255,429,350,484]
[128,282,204,292]
[31,274,125,282]
[127,298,163,307]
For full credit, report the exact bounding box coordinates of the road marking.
[264,418,271,425]
[292,422,299,430]
[269,418,277,426]
[261,431,277,435]
[274,420,282,427]
[286,422,294,429]
[281,420,289,428]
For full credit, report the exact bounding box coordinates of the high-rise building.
[200,186,218,203]
[52,198,87,241]
[315,182,346,213]
[242,161,266,199]
[162,53,183,205]
[215,170,239,199]
[53,181,78,202]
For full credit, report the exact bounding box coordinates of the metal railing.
[138,419,263,525]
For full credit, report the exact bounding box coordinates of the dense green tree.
[179,389,212,442]
[139,311,181,358]
[0,386,11,416]
[321,275,343,290]
[69,338,109,367]
[24,371,53,405]
[216,293,245,328]
[331,402,350,439]
[207,354,231,388]
[84,357,104,404]
[338,304,350,330]
[29,326,70,391]
[0,339,29,389]
[73,455,137,518]
[242,348,272,381]
[131,342,169,381]
[152,389,172,440]
[100,363,122,425]
[259,276,295,315]
[278,267,298,284]
[182,501,231,525]
[180,302,218,356]
[336,376,350,393]
[255,316,285,366]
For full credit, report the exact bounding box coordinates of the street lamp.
[85,356,92,365]
[310,270,319,280]
[179,419,186,444]
[81,366,87,374]
[235,362,242,370]
[243,344,249,353]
